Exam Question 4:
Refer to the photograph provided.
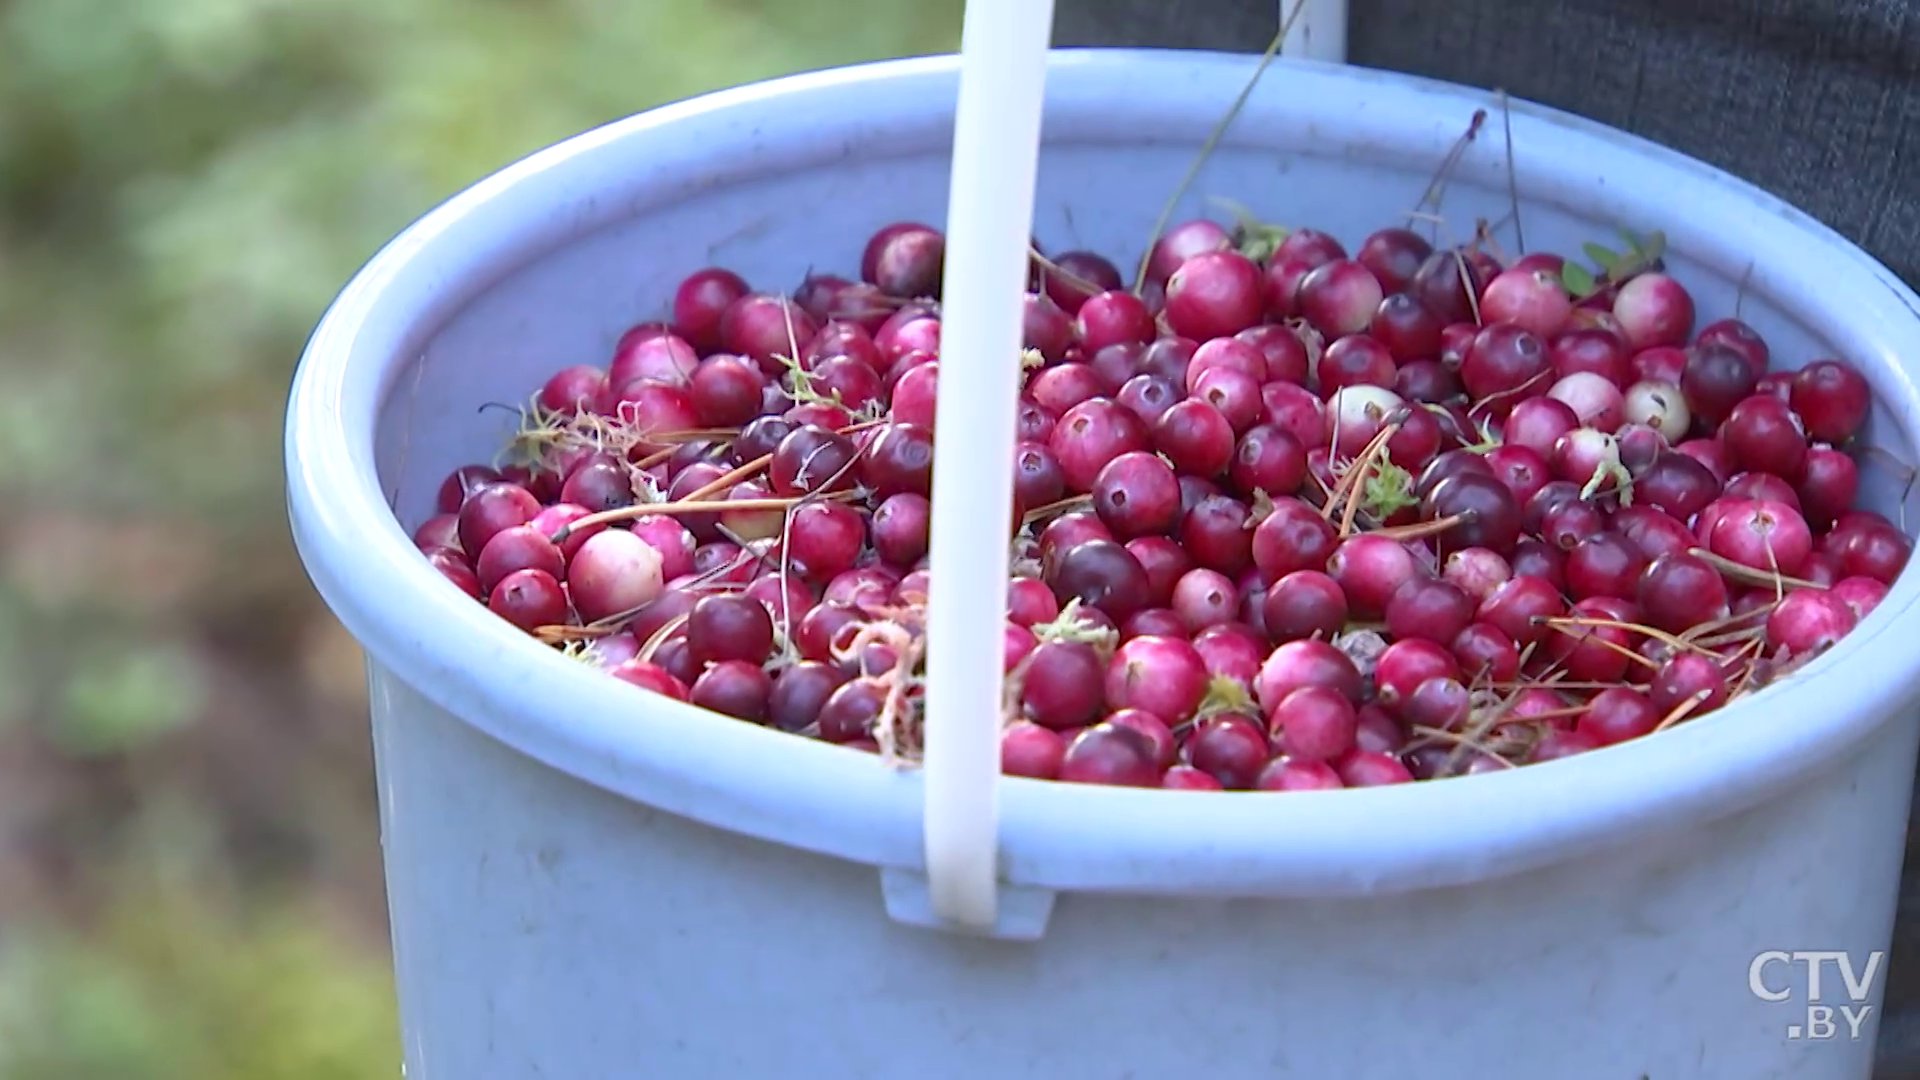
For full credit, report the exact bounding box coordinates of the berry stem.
[1130,1,1305,293]
[1677,604,1771,642]
[1323,419,1401,530]
[637,612,691,663]
[1685,546,1827,591]
[1022,493,1095,526]
[1406,110,1488,239]
[534,623,617,644]
[1496,88,1524,256]
[682,453,774,502]
[1534,614,1712,657]
[1368,511,1472,542]
[556,492,858,543]
[1652,688,1715,734]
[1411,724,1518,772]
[1030,246,1104,299]
[1537,621,1660,668]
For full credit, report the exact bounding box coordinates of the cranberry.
[1163,765,1226,790]
[1720,394,1809,482]
[1695,317,1769,376]
[1627,345,1685,387]
[1325,385,1405,460]
[687,593,776,667]
[1046,539,1152,621]
[1172,568,1240,633]
[1633,452,1719,521]
[1476,575,1566,648]
[1254,757,1345,790]
[1237,324,1312,384]
[1705,498,1813,576]
[1187,714,1271,789]
[767,426,858,497]
[1355,227,1434,294]
[1551,328,1631,386]
[1460,323,1551,409]
[1797,447,1859,531]
[1256,639,1363,712]
[718,294,818,374]
[1323,534,1417,619]
[1145,220,1233,284]
[1103,635,1209,723]
[1270,685,1359,761]
[1295,260,1386,339]
[1564,533,1646,601]
[1680,342,1759,428]
[1337,751,1416,787]
[1833,575,1891,622]
[1575,686,1661,746]
[1091,451,1183,539]
[487,568,568,632]
[1789,360,1872,444]
[817,678,887,743]
[457,482,543,558]
[1830,521,1911,585]
[1191,367,1264,433]
[1423,472,1523,554]
[1049,398,1152,492]
[1611,272,1694,350]
[1228,424,1308,499]
[1250,496,1339,584]
[1059,723,1161,787]
[1393,359,1462,403]
[609,659,691,702]
[1637,552,1730,633]
[1263,569,1349,643]
[1479,267,1574,338]
[1039,250,1124,314]
[1442,548,1512,603]
[691,660,773,723]
[1385,577,1475,644]
[1260,382,1330,450]
[1409,249,1487,324]
[567,529,668,624]
[1648,652,1731,717]
[1001,720,1068,779]
[1076,290,1157,352]
[1317,335,1398,394]
[1164,251,1266,340]
[1275,228,1347,265]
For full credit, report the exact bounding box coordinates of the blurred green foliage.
[0,806,399,1080]
[0,0,959,1074]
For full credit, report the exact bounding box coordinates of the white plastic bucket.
[286,51,1920,1079]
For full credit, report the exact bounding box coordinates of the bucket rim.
[285,49,1920,898]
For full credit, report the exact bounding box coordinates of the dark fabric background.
[1052,0,1920,288]
[1051,2,1920,1075]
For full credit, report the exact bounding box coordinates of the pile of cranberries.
[410,211,1910,791]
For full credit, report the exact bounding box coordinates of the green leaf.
[1560,261,1598,298]
[1581,242,1620,271]
[1206,196,1289,263]
[1640,229,1668,264]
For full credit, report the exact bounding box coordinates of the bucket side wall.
[371,661,1915,1080]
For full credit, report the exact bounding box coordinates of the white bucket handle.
[1283,0,1350,64]
[907,0,1352,937]
[915,0,1057,935]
